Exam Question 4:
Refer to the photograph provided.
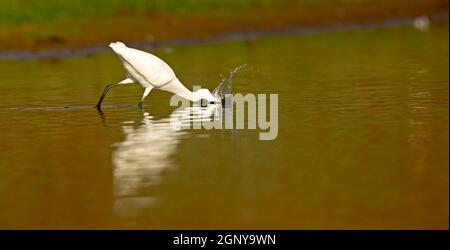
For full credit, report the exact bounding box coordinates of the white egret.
[95,42,218,109]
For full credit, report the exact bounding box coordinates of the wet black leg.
[95,83,120,109]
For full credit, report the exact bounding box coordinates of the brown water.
[0,22,448,229]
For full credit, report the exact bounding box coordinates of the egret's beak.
[208,99,226,106]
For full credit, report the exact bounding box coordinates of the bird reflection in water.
[110,105,222,218]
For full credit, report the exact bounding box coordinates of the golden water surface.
[0,22,448,229]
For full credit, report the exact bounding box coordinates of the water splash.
[213,64,246,105]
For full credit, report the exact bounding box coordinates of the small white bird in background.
[95,42,218,109]
[413,16,430,31]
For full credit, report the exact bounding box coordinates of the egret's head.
[194,88,218,106]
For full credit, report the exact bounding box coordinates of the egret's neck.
[161,78,199,102]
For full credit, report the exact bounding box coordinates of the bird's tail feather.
[109,41,127,53]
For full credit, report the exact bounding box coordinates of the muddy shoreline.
[0,13,448,60]
[0,0,448,60]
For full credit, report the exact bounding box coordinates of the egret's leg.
[138,87,153,108]
[95,78,133,109]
